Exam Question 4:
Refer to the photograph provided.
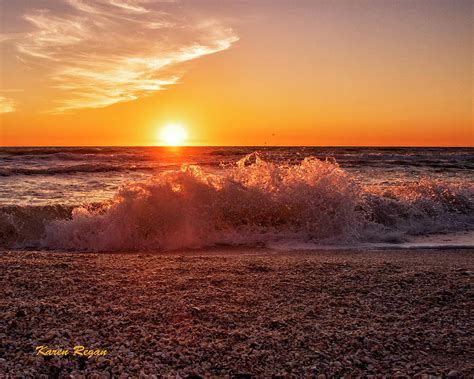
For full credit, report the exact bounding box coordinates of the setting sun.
[159,124,188,146]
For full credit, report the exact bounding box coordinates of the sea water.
[1,146,472,251]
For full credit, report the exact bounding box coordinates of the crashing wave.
[1,154,473,251]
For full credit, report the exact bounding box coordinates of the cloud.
[1,0,238,113]
[0,97,16,114]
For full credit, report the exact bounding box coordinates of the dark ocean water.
[1,146,473,251]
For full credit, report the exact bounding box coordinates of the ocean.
[1,146,473,251]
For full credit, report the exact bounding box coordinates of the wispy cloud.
[0,96,16,114]
[1,0,238,113]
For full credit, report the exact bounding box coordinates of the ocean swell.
[0,164,155,176]
[1,154,473,251]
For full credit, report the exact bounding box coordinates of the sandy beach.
[1,248,472,377]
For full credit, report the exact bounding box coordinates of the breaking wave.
[1,154,473,251]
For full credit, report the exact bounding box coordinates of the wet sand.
[1,248,473,377]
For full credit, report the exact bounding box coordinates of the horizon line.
[1,144,473,149]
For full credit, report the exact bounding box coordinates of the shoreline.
[1,248,473,376]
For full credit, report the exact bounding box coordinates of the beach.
[1,248,472,377]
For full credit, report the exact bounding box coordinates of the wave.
[0,147,124,156]
[1,153,473,251]
[0,152,151,162]
[0,164,156,176]
[206,148,474,170]
[0,204,74,247]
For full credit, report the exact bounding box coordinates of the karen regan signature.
[35,346,108,358]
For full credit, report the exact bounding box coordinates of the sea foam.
[1,153,473,251]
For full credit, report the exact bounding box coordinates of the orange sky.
[0,0,472,146]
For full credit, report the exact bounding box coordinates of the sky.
[0,0,472,146]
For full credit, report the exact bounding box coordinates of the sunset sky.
[0,0,472,146]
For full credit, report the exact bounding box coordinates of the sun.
[159,123,188,146]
